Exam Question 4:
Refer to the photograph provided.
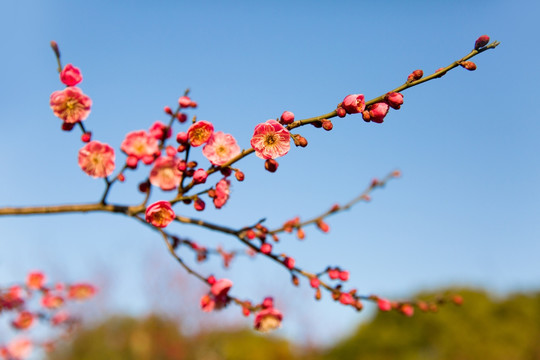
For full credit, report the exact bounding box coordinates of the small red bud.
[384,92,404,110]
[392,170,402,178]
[141,155,155,165]
[474,35,490,50]
[291,274,299,286]
[435,67,447,78]
[400,304,414,317]
[264,159,279,173]
[246,229,256,240]
[316,219,330,233]
[208,189,216,198]
[187,161,197,169]
[235,170,245,182]
[460,61,477,71]
[336,107,346,118]
[355,300,363,311]
[338,271,349,281]
[293,134,308,147]
[138,181,149,193]
[61,122,75,131]
[321,119,333,131]
[220,167,232,177]
[207,275,216,285]
[50,41,60,58]
[177,144,186,153]
[178,96,191,108]
[452,295,463,306]
[117,173,125,182]
[177,160,187,172]
[176,113,187,123]
[377,298,392,312]
[194,198,205,211]
[260,243,272,254]
[407,69,423,82]
[262,297,274,309]
[284,257,295,270]
[362,110,371,122]
[164,106,173,115]
[81,132,92,143]
[315,288,322,300]
[296,228,305,240]
[280,111,295,125]
[328,268,339,280]
[176,132,188,144]
[190,101,197,108]
[311,121,322,128]
[126,156,138,169]
[310,277,320,288]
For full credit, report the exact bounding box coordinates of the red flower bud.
[284,257,295,270]
[407,69,423,82]
[321,119,333,131]
[336,107,346,118]
[178,96,191,108]
[328,268,339,280]
[164,106,173,115]
[280,111,295,125]
[194,198,205,211]
[293,134,308,147]
[235,170,245,182]
[81,132,92,143]
[338,271,349,281]
[310,277,320,288]
[474,35,490,50]
[460,61,477,71]
[265,159,279,173]
[385,92,404,110]
[368,102,389,124]
[126,156,138,169]
[260,243,272,254]
[177,113,187,123]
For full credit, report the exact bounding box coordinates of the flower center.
[264,134,277,146]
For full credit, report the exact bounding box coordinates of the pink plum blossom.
[250,120,291,159]
[149,121,171,140]
[213,178,230,209]
[6,338,32,360]
[188,120,214,147]
[145,200,175,228]
[68,283,96,300]
[60,64,82,86]
[341,94,365,114]
[26,271,45,290]
[50,87,92,123]
[202,131,241,166]
[192,169,208,184]
[78,141,115,178]
[149,156,182,191]
[368,102,389,123]
[120,130,159,160]
[385,92,404,109]
[254,307,283,332]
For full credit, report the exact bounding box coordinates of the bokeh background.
[1,0,539,357]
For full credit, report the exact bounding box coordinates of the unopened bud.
[293,134,308,147]
[460,61,477,71]
[177,113,187,123]
[280,111,295,125]
[297,227,305,240]
[407,69,423,82]
[194,198,205,211]
[61,122,74,131]
[311,121,322,128]
[260,243,272,254]
[321,119,333,131]
[177,160,187,171]
[164,106,173,115]
[81,132,92,143]
[310,277,320,288]
[336,107,346,118]
[284,257,295,270]
[126,156,138,169]
[384,92,404,110]
[291,274,299,286]
[452,295,463,306]
[138,181,149,193]
[117,173,125,182]
[362,110,371,122]
[265,159,279,173]
[235,170,245,181]
[316,219,330,233]
[474,35,490,50]
[315,288,322,300]
[50,41,60,58]
[220,167,232,177]
[187,161,197,169]
[178,96,191,108]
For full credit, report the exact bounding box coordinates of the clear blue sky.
[0,0,539,348]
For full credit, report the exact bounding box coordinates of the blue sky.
[0,0,539,348]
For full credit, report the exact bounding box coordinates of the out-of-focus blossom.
[78,141,115,178]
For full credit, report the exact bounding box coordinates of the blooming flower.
[50,87,92,123]
[250,120,290,159]
[145,200,175,228]
[78,141,115,178]
[60,64,82,86]
[149,156,182,191]
[6,338,32,360]
[12,311,34,330]
[41,294,64,309]
[149,121,171,140]
[202,132,241,166]
[26,271,45,290]
[200,278,233,312]
[188,121,214,147]
[254,307,283,332]
[68,283,96,300]
[120,130,159,160]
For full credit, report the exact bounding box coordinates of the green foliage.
[48,289,540,360]
[323,289,540,360]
